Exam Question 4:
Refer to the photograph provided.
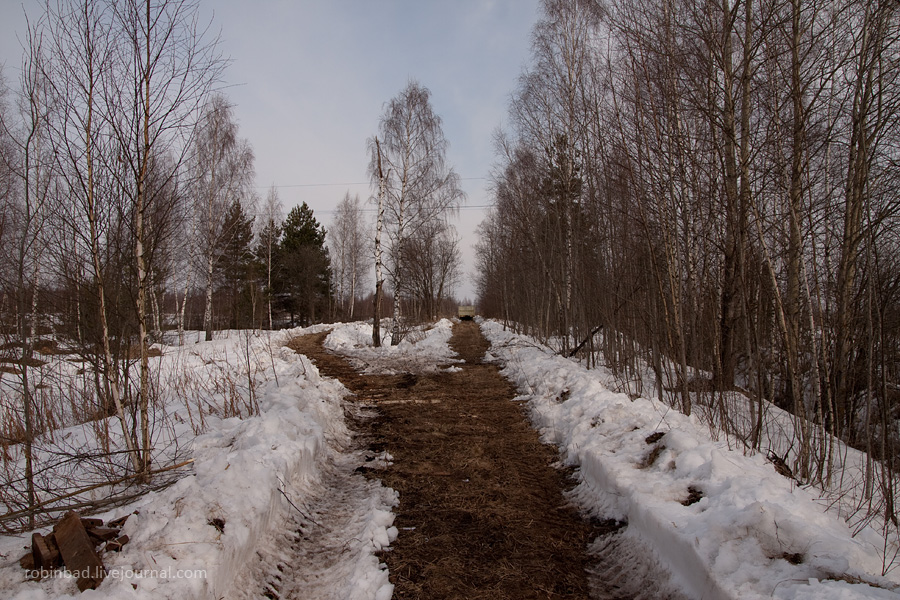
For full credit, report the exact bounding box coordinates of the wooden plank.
[46,533,63,566]
[106,514,130,529]
[53,511,105,591]
[86,527,120,542]
[79,518,103,529]
[32,532,61,569]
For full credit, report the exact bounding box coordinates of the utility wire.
[245,204,494,216]
[256,177,487,189]
[249,177,493,215]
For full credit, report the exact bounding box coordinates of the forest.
[476,0,900,526]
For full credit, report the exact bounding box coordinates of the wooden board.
[79,518,103,529]
[31,533,61,570]
[53,511,105,591]
[106,514,131,529]
[86,527,120,542]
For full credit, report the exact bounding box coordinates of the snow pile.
[0,327,396,600]
[324,319,460,374]
[481,320,900,600]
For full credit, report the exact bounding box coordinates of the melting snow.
[3,318,897,599]
[481,319,900,600]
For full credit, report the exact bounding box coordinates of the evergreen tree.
[215,199,255,328]
[277,202,331,325]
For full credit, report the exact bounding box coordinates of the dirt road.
[290,321,602,599]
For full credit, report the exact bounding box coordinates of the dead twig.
[0,459,194,524]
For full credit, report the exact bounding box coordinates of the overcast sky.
[0,0,540,301]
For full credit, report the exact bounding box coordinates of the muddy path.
[289,321,604,599]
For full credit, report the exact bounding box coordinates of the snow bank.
[481,320,900,600]
[0,327,396,600]
[324,319,460,374]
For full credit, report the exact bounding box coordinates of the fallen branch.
[2,483,173,533]
[0,459,194,524]
[568,325,603,358]
[276,477,320,526]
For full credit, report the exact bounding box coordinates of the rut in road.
[292,321,688,600]
[226,441,396,600]
[369,320,599,599]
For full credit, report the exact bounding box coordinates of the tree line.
[0,0,336,522]
[476,0,900,520]
[0,1,466,525]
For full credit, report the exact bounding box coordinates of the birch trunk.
[373,137,386,347]
[134,0,153,481]
[204,251,215,341]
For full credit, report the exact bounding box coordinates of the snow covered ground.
[323,319,461,375]
[481,319,900,600]
[4,316,898,599]
[0,325,406,600]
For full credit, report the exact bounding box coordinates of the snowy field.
[481,319,900,600]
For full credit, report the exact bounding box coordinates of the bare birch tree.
[0,15,54,527]
[401,218,461,320]
[190,94,254,342]
[368,80,464,344]
[105,0,225,478]
[371,136,387,347]
[41,0,144,477]
[329,191,369,320]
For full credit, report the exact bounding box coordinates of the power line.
[256,177,487,190]
[315,204,494,215]
[260,182,367,189]
[245,203,494,216]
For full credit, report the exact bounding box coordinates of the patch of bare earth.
[290,324,580,598]
[288,322,688,599]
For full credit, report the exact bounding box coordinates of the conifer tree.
[216,199,255,328]
[278,202,331,325]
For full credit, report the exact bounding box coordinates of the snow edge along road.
[0,326,398,600]
[480,319,900,600]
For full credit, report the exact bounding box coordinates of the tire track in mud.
[223,359,397,600]
[226,444,396,600]
[288,322,686,600]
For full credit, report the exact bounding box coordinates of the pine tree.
[215,199,255,328]
[278,202,331,325]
